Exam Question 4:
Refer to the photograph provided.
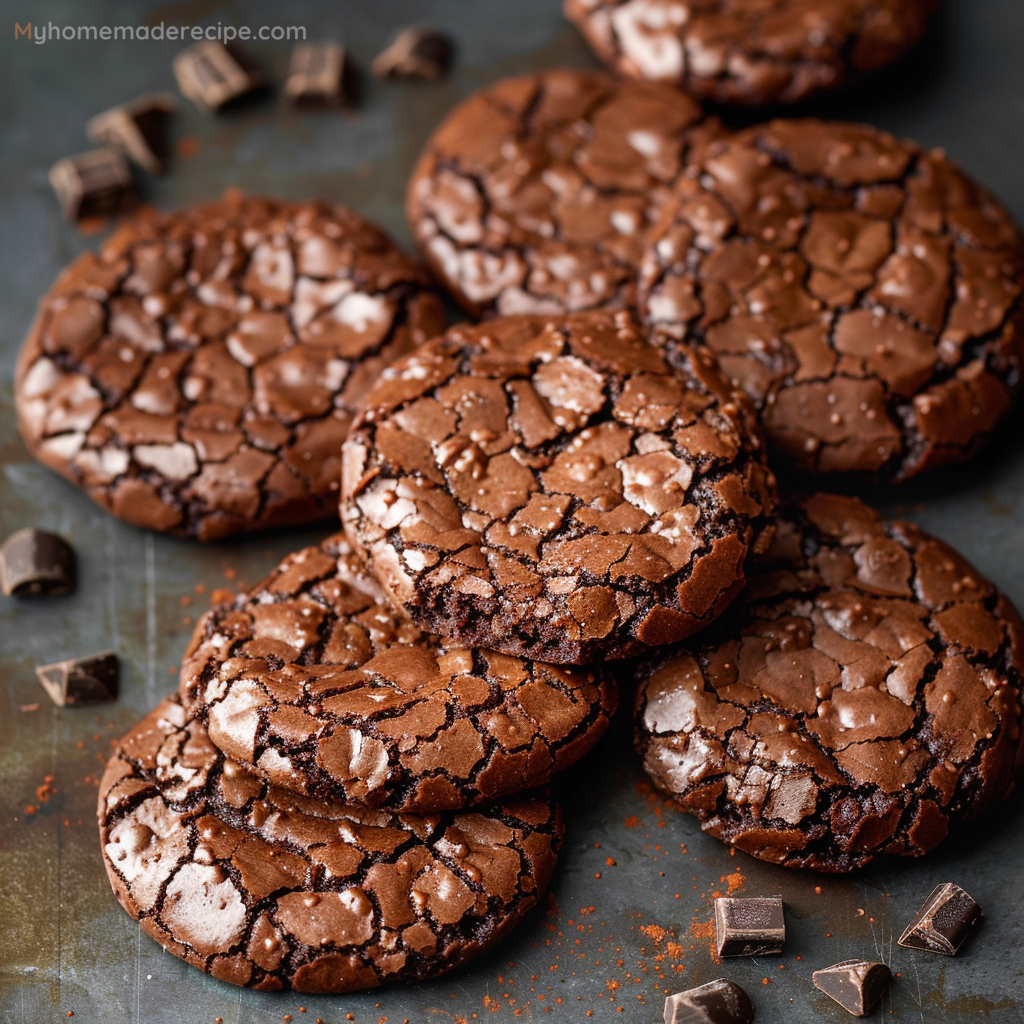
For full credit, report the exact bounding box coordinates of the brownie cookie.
[635,494,1024,872]
[639,120,1024,480]
[406,69,722,318]
[564,0,936,106]
[180,533,617,812]
[341,310,778,665]
[99,697,562,993]
[16,194,445,540]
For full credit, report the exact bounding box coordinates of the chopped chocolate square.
[173,41,267,113]
[87,94,175,174]
[0,528,76,597]
[714,896,785,957]
[371,27,452,80]
[48,149,137,222]
[285,41,352,107]
[36,652,118,706]
[664,979,754,1024]
[898,883,982,955]
[812,960,892,1016]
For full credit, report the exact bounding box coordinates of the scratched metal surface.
[2,0,1024,1021]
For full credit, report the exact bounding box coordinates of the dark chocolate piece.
[48,149,137,222]
[86,94,175,174]
[898,883,983,955]
[0,528,76,597]
[634,494,1024,872]
[813,960,892,1017]
[36,651,118,706]
[664,978,754,1024]
[714,896,785,957]
[371,27,452,79]
[99,697,562,993]
[285,42,352,107]
[173,41,266,113]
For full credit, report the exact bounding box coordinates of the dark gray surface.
[1,1,1023,1021]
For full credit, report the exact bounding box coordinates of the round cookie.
[180,533,617,812]
[406,69,722,318]
[634,493,1024,872]
[639,119,1024,481]
[99,697,562,994]
[564,0,936,106]
[341,310,778,665]
[17,193,445,540]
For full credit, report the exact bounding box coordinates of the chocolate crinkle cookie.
[98,698,562,993]
[564,0,937,106]
[639,119,1024,481]
[407,69,723,318]
[634,493,1024,872]
[341,310,778,665]
[180,534,617,812]
[16,193,445,540]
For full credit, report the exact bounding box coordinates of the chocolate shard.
[714,896,785,957]
[48,148,137,222]
[173,40,267,113]
[36,652,119,707]
[812,960,892,1017]
[898,883,983,955]
[371,27,452,80]
[0,528,76,597]
[86,94,175,174]
[285,41,353,107]
[664,979,754,1024]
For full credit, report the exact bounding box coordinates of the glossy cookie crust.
[341,310,777,665]
[98,698,562,993]
[639,120,1024,481]
[634,494,1024,872]
[564,0,936,106]
[180,534,617,812]
[407,69,721,318]
[17,194,445,540]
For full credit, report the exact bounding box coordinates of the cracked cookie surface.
[340,310,778,665]
[564,0,936,106]
[639,119,1024,481]
[16,194,445,540]
[634,493,1024,872]
[180,533,617,812]
[98,697,562,993]
[406,69,721,318]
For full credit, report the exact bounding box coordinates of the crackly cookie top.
[564,0,936,106]
[639,119,1024,481]
[16,194,445,540]
[180,534,616,812]
[98,698,561,994]
[406,69,720,318]
[635,493,1024,872]
[340,310,777,665]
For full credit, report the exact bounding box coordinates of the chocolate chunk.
[99,697,562,993]
[813,960,892,1017]
[565,0,936,106]
[371,28,452,80]
[48,149,137,222]
[36,651,118,706]
[714,896,785,957]
[898,883,983,955]
[664,979,754,1024]
[0,528,76,597]
[173,41,267,113]
[285,42,352,107]
[634,494,1024,872]
[86,94,175,175]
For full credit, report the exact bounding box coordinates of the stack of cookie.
[13,0,1024,1000]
